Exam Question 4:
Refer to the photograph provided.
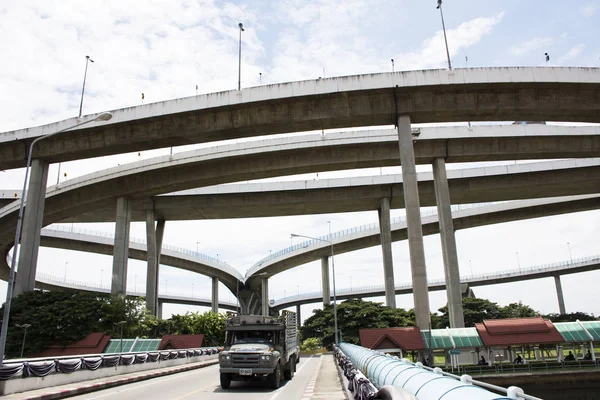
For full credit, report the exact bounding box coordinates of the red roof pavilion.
[30,332,111,358]
[359,327,425,351]
[475,317,564,346]
[158,334,205,350]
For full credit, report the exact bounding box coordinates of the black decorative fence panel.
[0,347,220,381]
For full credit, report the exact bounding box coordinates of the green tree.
[169,311,226,345]
[542,312,598,322]
[500,302,539,319]
[436,298,502,328]
[0,291,107,358]
[300,337,322,352]
[301,298,413,348]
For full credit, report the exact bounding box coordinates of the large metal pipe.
[339,343,515,400]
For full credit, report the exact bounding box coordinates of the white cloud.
[2,1,600,323]
[395,12,505,70]
[557,43,585,64]
[581,3,598,17]
[510,37,554,56]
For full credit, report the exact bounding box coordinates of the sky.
[1,0,600,324]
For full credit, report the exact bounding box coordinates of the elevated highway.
[271,255,600,310]
[34,271,238,312]
[243,194,600,286]
[3,67,599,327]
[33,227,243,294]
[24,193,600,297]
[2,67,599,170]
[1,124,599,249]
[32,247,600,314]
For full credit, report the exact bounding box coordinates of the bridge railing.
[249,201,504,271]
[45,225,234,269]
[271,254,600,305]
[0,346,221,381]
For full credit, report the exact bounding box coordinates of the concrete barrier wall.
[0,354,218,396]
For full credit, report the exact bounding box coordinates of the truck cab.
[219,312,299,389]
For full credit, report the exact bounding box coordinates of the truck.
[218,311,300,389]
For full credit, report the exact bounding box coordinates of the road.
[69,356,322,400]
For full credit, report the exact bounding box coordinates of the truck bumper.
[220,367,274,375]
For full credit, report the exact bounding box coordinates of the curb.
[21,359,219,400]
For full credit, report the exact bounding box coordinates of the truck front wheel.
[220,373,232,389]
[285,356,295,380]
[269,364,281,389]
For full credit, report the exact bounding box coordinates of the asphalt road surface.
[69,356,323,400]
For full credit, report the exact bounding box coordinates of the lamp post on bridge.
[567,242,573,263]
[291,233,338,345]
[436,0,452,70]
[15,324,31,358]
[114,321,127,353]
[238,23,244,91]
[0,112,113,366]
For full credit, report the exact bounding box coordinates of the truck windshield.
[232,331,274,345]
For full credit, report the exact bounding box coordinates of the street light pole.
[291,233,338,345]
[15,324,31,358]
[79,55,95,118]
[114,321,127,353]
[567,242,573,263]
[436,0,452,70]
[0,112,113,366]
[516,252,521,270]
[238,23,244,91]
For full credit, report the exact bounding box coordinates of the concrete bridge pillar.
[212,277,219,313]
[112,196,132,294]
[145,211,165,316]
[261,278,269,316]
[157,301,163,320]
[14,159,49,296]
[238,288,261,315]
[433,158,465,328]
[554,275,566,314]
[296,304,301,329]
[378,197,396,308]
[321,256,331,306]
[397,114,430,330]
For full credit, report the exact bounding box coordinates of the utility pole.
[238,23,244,91]
[436,0,452,70]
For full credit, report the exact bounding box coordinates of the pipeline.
[339,343,530,400]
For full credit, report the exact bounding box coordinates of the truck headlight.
[260,355,271,361]
[220,354,231,361]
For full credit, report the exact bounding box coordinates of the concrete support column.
[378,197,396,308]
[14,159,49,296]
[261,278,269,316]
[554,275,566,314]
[433,158,465,328]
[145,211,160,315]
[321,256,331,306]
[212,277,219,313]
[112,196,132,294]
[397,114,430,330]
[157,301,163,320]
[296,304,302,329]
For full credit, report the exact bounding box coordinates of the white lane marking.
[80,365,218,399]
[267,356,314,400]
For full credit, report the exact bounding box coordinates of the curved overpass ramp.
[271,255,600,310]
[2,123,599,271]
[2,67,599,169]
[3,158,600,292]
[36,228,243,293]
[33,271,238,311]
[245,194,600,289]
[33,194,600,298]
